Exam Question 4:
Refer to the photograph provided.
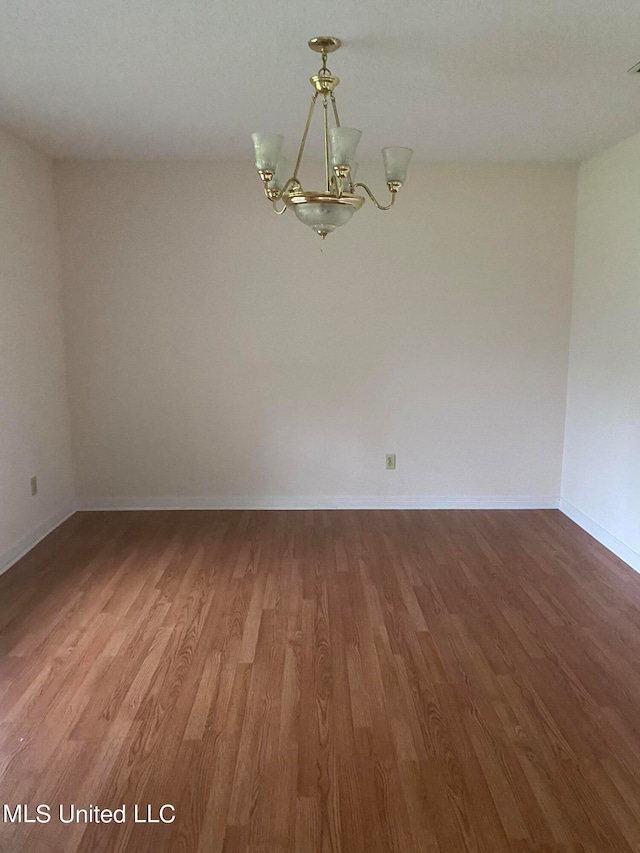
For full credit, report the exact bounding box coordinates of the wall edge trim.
[559,497,640,573]
[0,504,77,577]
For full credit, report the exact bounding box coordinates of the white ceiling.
[1,0,640,161]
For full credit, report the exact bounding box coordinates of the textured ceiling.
[0,0,640,161]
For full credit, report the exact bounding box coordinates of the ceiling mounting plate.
[308,37,341,54]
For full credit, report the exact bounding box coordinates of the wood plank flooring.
[1,509,640,852]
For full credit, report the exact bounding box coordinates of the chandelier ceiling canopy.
[251,37,413,239]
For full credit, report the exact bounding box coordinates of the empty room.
[1,1,640,851]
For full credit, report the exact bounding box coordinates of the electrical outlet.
[385,454,396,470]
[30,475,38,496]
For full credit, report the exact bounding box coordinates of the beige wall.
[0,127,74,570]
[55,160,577,507]
[562,132,640,568]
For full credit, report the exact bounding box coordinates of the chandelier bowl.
[287,192,365,238]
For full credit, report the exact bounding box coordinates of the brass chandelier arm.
[353,182,397,211]
[263,176,302,204]
[322,98,330,192]
[272,199,288,214]
[282,176,302,195]
[330,93,340,128]
[294,92,319,180]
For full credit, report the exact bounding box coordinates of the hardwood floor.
[1,510,640,852]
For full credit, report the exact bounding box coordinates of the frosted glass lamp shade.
[382,147,413,183]
[293,202,355,236]
[252,133,284,172]
[349,162,359,182]
[329,127,362,167]
[268,157,289,191]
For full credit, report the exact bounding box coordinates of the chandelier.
[251,37,413,239]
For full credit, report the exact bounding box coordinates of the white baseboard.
[0,504,77,577]
[80,495,560,511]
[559,498,640,574]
